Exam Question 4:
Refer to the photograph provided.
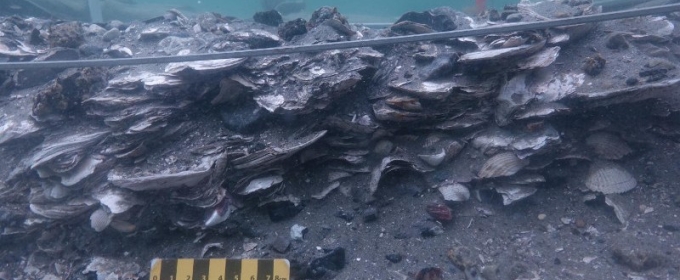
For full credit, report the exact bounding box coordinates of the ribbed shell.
[478,152,526,179]
[90,208,112,232]
[585,161,637,194]
[585,132,633,160]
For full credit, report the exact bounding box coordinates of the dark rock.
[385,254,403,263]
[606,32,629,49]
[395,8,457,32]
[420,224,444,238]
[639,68,668,82]
[488,9,501,21]
[266,200,304,222]
[415,267,443,280]
[662,224,679,232]
[334,210,354,222]
[612,247,667,271]
[271,236,291,253]
[48,22,84,48]
[362,207,378,222]
[278,18,307,41]
[582,54,606,76]
[29,28,44,45]
[307,7,347,30]
[506,13,523,22]
[308,247,346,279]
[254,10,283,27]
[554,257,561,265]
[625,77,638,86]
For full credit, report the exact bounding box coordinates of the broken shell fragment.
[418,148,447,167]
[605,194,630,225]
[478,152,527,179]
[438,183,470,202]
[585,161,637,194]
[238,175,284,196]
[495,186,537,205]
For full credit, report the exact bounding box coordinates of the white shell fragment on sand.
[585,161,637,194]
[438,183,470,202]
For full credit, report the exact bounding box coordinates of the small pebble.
[362,207,378,223]
[290,224,307,240]
[271,236,290,253]
[538,213,547,220]
[626,77,638,86]
[574,218,586,228]
[385,254,403,263]
[506,13,523,22]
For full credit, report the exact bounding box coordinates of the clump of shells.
[0,0,677,238]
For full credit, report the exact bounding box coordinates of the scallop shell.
[585,161,637,194]
[438,183,470,202]
[90,208,112,232]
[585,132,633,160]
[478,152,527,179]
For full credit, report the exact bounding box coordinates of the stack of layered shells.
[1,0,679,240]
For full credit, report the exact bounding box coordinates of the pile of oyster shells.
[1,0,679,239]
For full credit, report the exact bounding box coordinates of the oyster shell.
[585,161,637,194]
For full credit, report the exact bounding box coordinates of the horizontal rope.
[0,3,679,70]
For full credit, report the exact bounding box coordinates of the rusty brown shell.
[478,152,527,179]
[585,132,633,160]
[585,161,637,194]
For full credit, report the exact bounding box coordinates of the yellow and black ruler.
[150,258,290,280]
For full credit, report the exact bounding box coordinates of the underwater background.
[145,0,516,21]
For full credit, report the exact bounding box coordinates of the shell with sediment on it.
[585,132,633,160]
[585,161,637,194]
[478,152,527,179]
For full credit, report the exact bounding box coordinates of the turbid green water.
[135,0,519,22]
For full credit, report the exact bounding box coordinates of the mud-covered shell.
[478,152,527,179]
[585,161,637,194]
[585,132,633,160]
[89,208,112,232]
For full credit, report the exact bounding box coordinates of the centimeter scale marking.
[150,258,290,280]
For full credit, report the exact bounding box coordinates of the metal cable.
[1,3,679,70]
